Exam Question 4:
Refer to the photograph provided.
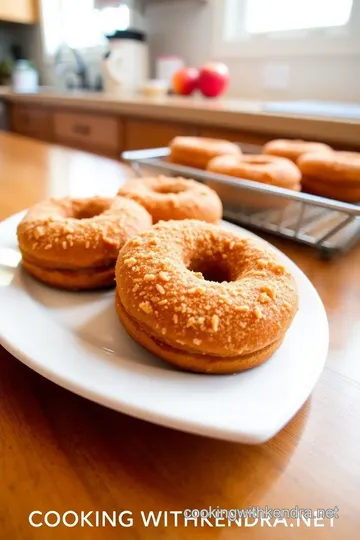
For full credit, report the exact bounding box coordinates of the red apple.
[172,67,199,96]
[198,62,229,98]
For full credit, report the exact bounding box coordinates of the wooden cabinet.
[10,104,52,141]
[124,119,198,151]
[199,128,270,147]
[0,0,38,23]
[8,102,277,158]
[53,111,122,157]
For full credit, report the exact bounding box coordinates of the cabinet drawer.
[11,105,52,141]
[124,119,198,151]
[53,112,120,155]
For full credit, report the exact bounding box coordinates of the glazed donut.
[207,154,301,189]
[115,220,298,374]
[169,136,242,169]
[301,177,360,202]
[206,154,301,210]
[17,196,152,290]
[298,151,360,203]
[117,176,222,224]
[263,139,333,163]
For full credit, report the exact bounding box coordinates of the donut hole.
[246,157,272,166]
[154,184,187,195]
[70,199,110,220]
[188,259,232,283]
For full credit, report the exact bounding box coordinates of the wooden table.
[1,132,359,539]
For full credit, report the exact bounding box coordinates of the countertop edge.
[2,91,360,147]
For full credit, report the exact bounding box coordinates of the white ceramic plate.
[0,213,328,444]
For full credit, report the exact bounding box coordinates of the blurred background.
[0,0,359,102]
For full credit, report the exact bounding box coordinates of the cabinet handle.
[72,124,91,136]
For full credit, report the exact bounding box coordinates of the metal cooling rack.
[122,144,360,259]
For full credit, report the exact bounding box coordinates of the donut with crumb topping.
[117,176,222,224]
[17,196,152,290]
[115,220,298,374]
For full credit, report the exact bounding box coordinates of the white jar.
[102,30,149,94]
[12,60,39,93]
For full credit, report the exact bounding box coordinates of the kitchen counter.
[2,88,360,147]
[1,132,360,539]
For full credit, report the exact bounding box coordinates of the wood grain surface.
[0,132,359,539]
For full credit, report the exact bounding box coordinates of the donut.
[298,151,360,203]
[117,176,222,224]
[17,196,152,290]
[207,154,301,189]
[263,139,333,163]
[169,136,242,169]
[301,177,360,202]
[206,154,301,210]
[115,220,298,374]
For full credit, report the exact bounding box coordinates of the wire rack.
[122,143,360,259]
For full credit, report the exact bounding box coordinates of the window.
[41,0,130,56]
[214,0,360,57]
[244,0,353,34]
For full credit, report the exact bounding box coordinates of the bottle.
[12,60,39,93]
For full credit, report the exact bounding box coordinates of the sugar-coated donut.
[263,139,333,163]
[115,220,298,374]
[17,196,152,290]
[298,151,360,203]
[169,136,242,169]
[206,154,301,210]
[117,176,222,224]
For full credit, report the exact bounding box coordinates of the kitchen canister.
[12,60,39,93]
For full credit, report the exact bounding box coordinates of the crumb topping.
[139,301,152,314]
[156,284,165,295]
[260,284,276,299]
[159,271,170,281]
[212,314,220,332]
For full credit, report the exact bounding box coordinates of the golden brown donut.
[117,176,222,224]
[263,139,333,163]
[17,196,152,290]
[298,151,360,203]
[169,136,242,169]
[207,154,301,189]
[206,154,301,210]
[301,177,360,203]
[115,220,298,374]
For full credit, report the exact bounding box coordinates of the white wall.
[147,0,360,102]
